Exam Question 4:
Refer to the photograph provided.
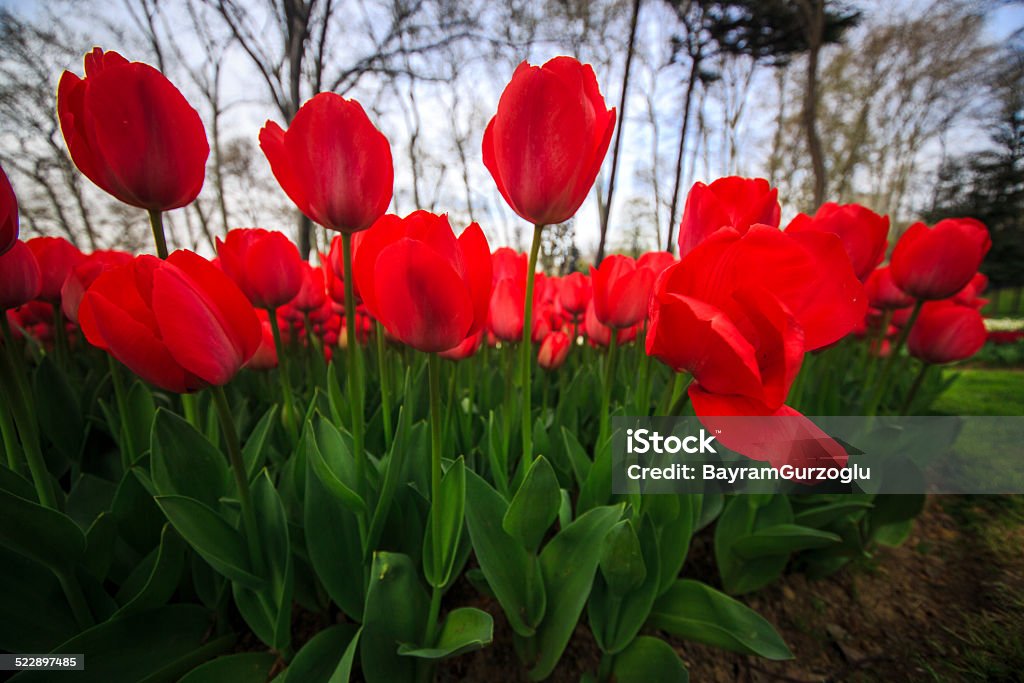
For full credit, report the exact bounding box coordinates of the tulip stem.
[51,303,70,370]
[340,233,367,539]
[0,389,23,475]
[865,299,923,416]
[148,209,169,259]
[267,309,298,443]
[423,353,444,664]
[375,321,393,450]
[599,331,619,446]
[521,223,545,463]
[210,385,262,576]
[900,362,931,416]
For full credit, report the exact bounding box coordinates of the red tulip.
[865,266,914,310]
[637,251,676,276]
[489,278,525,342]
[78,250,260,393]
[260,93,393,233]
[558,272,591,317]
[0,164,19,256]
[61,250,133,323]
[538,330,571,370]
[291,262,327,313]
[0,241,41,311]
[58,48,208,211]
[953,272,988,309]
[890,218,990,300]
[216,228,304,310]
[677,177,780,257]
[25,237,85,304]
[647,225,865,416]
[353,211,492,352]
[584,300,637,347]
[246,310,279,370]
[591,254,655,329]
[483,56,615,226]
[908,301,985,364]
[786,203,888,280]
[439,329,484,361]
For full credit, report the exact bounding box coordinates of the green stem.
[376,321,393,450]
[51,303,69,370]
[107,355,135,469]
[865,300,923,416]
[425,353,444,650]
[57,570,94,628]
[148,209,169,259]
[0,387,23,474]
[340,233,368,541]
[267,309,298,442]
[210,386,262,576]
[900,362,931,416]
[598,332,619,446]
[520,224,545,463]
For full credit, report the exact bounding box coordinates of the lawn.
[931,368,1024,416]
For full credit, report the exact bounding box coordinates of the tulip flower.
[57,49,209,213]
[483,56,615,227]
[636,251,676,277]
[292,262,327,313]
[439,329,484,361]
[538,330,571,371]
[591,254,655,329]
[216,228,304,310]
[489,278,526,343]
[353,211,492,353]
[0,164,19,256]
[260,93,393,234]
[78,250,260,393]
[865,266,914,310]
[787,203,889,280]
[584,300,637,348]
[907,301,986,365]
[61,250,133,323]
[25,237,85,305]
[677,177,780,257]
[246,310,279,371]
[890,218,991,300]
[648,225,865,416]
[558,272,591,318]
[0,241,41,311]
[953,272,989,309]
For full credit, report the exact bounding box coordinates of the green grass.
[931,368,1024,416]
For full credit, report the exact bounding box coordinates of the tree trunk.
[595,0,642,267]
[802,0,827,209]
[665,56,700,253]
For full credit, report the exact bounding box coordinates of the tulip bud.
[890,218,990,300]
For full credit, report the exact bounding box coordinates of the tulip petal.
[457,222,493,334]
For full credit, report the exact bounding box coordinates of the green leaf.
[503,456,560,553]
[731,524,842,559]
[304,441,365,621]
[114,523,185,617]
[308,419,367,516]
[398,607,493,659]
[281,623,359,683]
[366,406,411,558]
[332,627,361,683]
[124,381,156,463]
[361,552,428,683]
[155,495,263,590]
[424,457,466,588]
[0,545,78,653]
[243,406,279,480]
[111,469,165,557]
[83,511,117,580]
[464,469,544,637]
[715,495,792,595]
[793,500,873,528]
[612,636,689,683]
[178,653,277,683]
[559,426,592,488]
[649,580,793,660]
[0,487,84,572]
[654,495,699,596]
[599,519,646,595]
[9,605,235,683]
[0,463,34,500]
[34,356,85,461]
[151,410,229,508]
[528,504,623,680]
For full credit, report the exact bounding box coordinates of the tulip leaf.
[0,545,79,653]
[714,495,793,595]
[242,405,278,480]
[731,524,842,559]
[33,355,85,462]
[464,469,544,637]
[178,653,277,683]
[653,495,699,595]
[559,426,592,488]
[649,579,793,660]
[361,552,427,683]
[423,457,466,588]
[528,503,623,681]
[124,380,156,463]
[599,519,646,595]
[503,456,560,553]
[308,419,367,515]
[398,607,493,659]
[111,469,165,557]
[279,623,359,683]
[83,511,117,580]
[611,636,689,683]
[114,523,186,617]
[0,487,84,573]
[0,463,35,500]
[366,405,411,558]
[154,495,263,590]
[151,409,230,509]
[793,500,873,528]
[8,605,234,683]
